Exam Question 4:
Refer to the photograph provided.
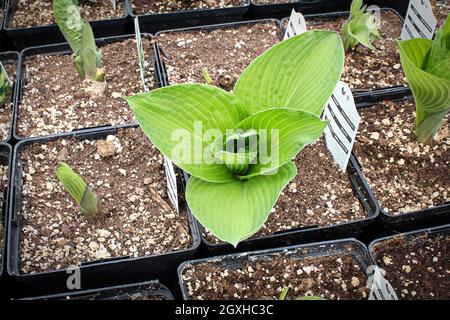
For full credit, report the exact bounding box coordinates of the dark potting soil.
[205,138,366,243]
[17,37,155,138]
[132,0,246,15]
[181,253,369,300]
[19,127,192,274]
[432,0,450,29]
[354,100,449,215]
[291,10,405,91]
[0,61,16,142]
[0,164,7,262]
[10,0,125,29]
[157,21,281,91]
[372,232,450,299]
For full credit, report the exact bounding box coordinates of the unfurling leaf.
[398,15,450,144]
[56,162,102,216]
[278,287,326,300]
[126,30,344,246]
[341,0,380,51]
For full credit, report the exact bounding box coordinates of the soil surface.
[354,100,449,215]
[205,138,366,243]
[254,0,296,3]
[10,0,125,28]
[432,0,450,29]
[19,127,192,274]
[157,20,281,91]
[181,252,369,300]
[0,164,7,263]
[0,60,16,142]
[17,37,155,138]
[372,232,450,299]
[284,10,404,90]
[132,0,246,14]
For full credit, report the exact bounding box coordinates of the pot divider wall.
[12,34,159,141]
[3,0,130,51]
[21,280,174,300]
[7,124,201,298]
[178,238,375,300]
[0,143,11,291]
[0,51,19,144]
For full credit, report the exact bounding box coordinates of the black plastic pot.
[21,280,174,300]
[7,124,201,298]
[0,143,11,291]
[0,51,19,144]
[12,34,161,141]
[352,95,450,232]
[3,0,130,51]
[178,238,374,300]
[129,0,251,35]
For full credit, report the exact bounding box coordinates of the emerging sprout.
[56,162,102,216]
[341,0,380,51]
[279,287,326,300]
[398,15,450,144]
[0,62,10,107]
[53,0,105,82]
[202,67,213,85]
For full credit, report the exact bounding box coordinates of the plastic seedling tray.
[128,0,251,35]
[352,94,450,232]
[21,280,174,300]
[6,124,201,298]
[0,143,11,293]
[3,0,130,51]
[0,51,19,144]
[12,34,161,142]
[178,238,374,300]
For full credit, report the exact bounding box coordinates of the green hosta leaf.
[53,0,83,52]
[186,161,297,247]
[56,162,102,216]
[0,62,9,106]
[126,84,249,183]
[235,108,327,179]
[234,30,344,117]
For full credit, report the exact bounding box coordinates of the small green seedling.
[202,67,213,85]
[341,0,380,51]
[0,62,10,107]
[278,287,326,300]
[56,162,102,216]
[398,15,450,144]
[53,0,105,82]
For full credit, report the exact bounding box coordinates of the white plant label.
[322,81,360,172]
[134,17,148,92]
[400,0,437,40]
[367,266,398,300]
[164,158,179,214]
[110,0,117,13]
[284,9,307,40]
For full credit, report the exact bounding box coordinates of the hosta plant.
[56,162,102,216]
[0,62,9,107]
[341,0,380,51]
[126,30,344,246]
[53,0,105,83]
[398,15,450,144]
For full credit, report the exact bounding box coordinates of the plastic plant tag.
[400,0,437,40]
[367,265,398,300]
[164,157,179,214]
[134,17,147,92]
[322,81,360,172]
[284,9,307,40]
[0,62,11,108]
[110,0,116,13]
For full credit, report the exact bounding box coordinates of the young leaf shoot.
[0,62,10,107]
[53,0,105,82]
[398,15,450,144]
[278,287,326,300]
[56,162,102,216]
[126,30,344,247]
[341,0,380,51]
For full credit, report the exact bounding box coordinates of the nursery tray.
[21,280,174,300]
[0,51,19,144]
[3,0,130,51]
[6,125,201,298]
[178,238,374,300]
[12,34,161,141]
[352,94,450,232]
[0,143,11,289]
[128,0,251,35]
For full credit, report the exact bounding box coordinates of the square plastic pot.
[178,238,374,300]
[21,280,174,300]
[6,124,201,298]
[12,34,161,141]
[0,51,19,144]
[3,0,130,50]
[0,143,11,292]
